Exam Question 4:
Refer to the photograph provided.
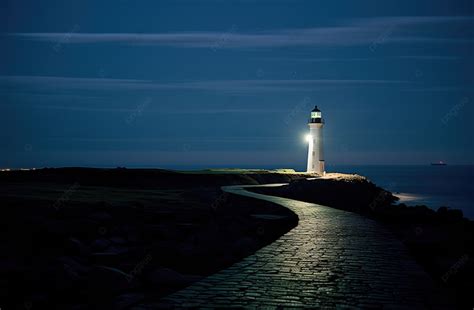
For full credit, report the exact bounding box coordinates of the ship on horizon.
[431,161,447,166]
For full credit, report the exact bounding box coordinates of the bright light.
[305,134,312,142]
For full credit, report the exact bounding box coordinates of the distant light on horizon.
[0,168,37,172]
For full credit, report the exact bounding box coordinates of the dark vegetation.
[250,176,474,309]
[0,168,305,309]
[2,168,472,309]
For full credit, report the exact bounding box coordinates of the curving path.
[136,184,452,309]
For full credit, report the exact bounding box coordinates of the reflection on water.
[327,165,474,219]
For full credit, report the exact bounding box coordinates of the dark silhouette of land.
[0,168,304,309]
[0,168,472,309]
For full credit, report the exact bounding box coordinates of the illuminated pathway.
[137,184,452,308]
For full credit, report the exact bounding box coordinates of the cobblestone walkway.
[136,184,452,309]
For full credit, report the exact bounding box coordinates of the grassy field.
[0,168,303,309]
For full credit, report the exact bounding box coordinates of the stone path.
[136,184,452,309]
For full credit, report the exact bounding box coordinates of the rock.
[126,231,140,243]
[90,252,121,265]
[65,238,90,256]
[177,243,196,257]
[104,245,129,255]
[96,201,113,211]
[437,206,464,221]
[56,256,89,276]
[46,256,88,292]
[110,237,127,245]
[250,214,288,220]
[144,224,179,240]
[88,211,113,222]
[438,206,449,214]
[115,225,140,243]
[0,258,23,274]
[147,268,202,287]
[112,293,144,310]
[34,217,68,235]
[23,295,48,310]
[91,238,111,251]
[232,237,258,256]
[132,202,145,211]
[88,266,137,296]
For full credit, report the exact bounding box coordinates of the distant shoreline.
[2,163,474,170]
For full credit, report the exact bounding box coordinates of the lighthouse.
[306,106,325,174]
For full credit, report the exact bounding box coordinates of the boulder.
[88,211,113,222]
[111,293,145,310]
[91,238,111,251]
[88,266,137,296]
[65,238,90,257]
[147,267,201,287]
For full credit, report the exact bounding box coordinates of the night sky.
[1,0,473,169]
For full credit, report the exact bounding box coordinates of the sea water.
[327,165,474,219]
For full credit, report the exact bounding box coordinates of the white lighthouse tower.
[306,106,325,174]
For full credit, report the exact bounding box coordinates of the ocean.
[327,165,474,220]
